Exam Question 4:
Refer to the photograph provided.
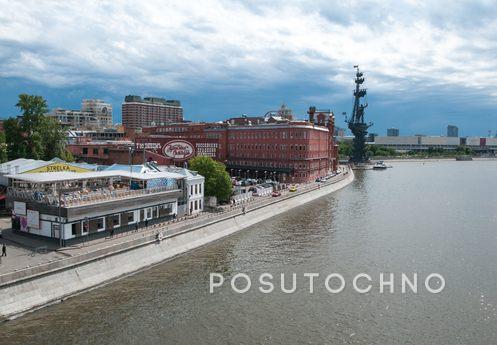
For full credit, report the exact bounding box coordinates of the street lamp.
[128,147,134,190]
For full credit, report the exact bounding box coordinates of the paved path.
[0,166,351,276]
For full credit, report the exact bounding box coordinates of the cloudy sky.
[0,0,496,136]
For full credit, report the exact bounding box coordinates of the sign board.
[23,163,91,173]
[163,140,195,160]
[13,201,26,216]
[27,209,40,229]
[196,142,218,158]
[147,178,173,189]
[20,216,28,232]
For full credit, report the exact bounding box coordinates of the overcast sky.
[0,0,496,136]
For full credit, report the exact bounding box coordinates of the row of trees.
[0,94,73,163]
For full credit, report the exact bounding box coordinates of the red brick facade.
[70,113,338,183]
[134,115,338,183]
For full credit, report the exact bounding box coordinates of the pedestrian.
[2,243,6,257]
[145,219,149,228]
[242,206,246,215]
[135,222,139,232]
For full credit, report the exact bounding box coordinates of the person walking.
[145,219,149,228]
[1,243,6,257]
[135,222,139,232]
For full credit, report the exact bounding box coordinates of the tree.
[338,141,352,157]
[4,94,69,161]
[0,132,8,163]
[188,156,232,203]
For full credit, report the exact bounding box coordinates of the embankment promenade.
[0,167,354,320]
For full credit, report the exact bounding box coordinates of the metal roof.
[7,170,184,183]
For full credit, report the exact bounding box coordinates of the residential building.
[81,99,113,127]
[47,99,113,130]
[447,125,459,137]
[387,128,400,136]
[122,95,183,129]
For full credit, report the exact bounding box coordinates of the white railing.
[8,185,179,207]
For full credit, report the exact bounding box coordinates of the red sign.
[163,140,195,159]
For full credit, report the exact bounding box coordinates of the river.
[2,160,497,344]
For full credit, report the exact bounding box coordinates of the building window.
[125,212,134,223]
[96,217,104,231]
[93,148,99,155]
[71,222,79,236]
[195,184,198,194]
[158,203,172,216]
[110,214,120,227]
[82,147,88,155]
[103,148,109,155]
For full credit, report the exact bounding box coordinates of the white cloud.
[0,0,496,101]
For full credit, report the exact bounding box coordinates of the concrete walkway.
[0,166,351,278]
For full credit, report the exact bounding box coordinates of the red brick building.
[122,95,183,129]
[132,110,338,183]
[70,107,339,183]
[67,138,171,166]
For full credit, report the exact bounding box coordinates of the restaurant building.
[6,168,188,244]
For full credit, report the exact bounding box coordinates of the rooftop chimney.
[308,106,316,124]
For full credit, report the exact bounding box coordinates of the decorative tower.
[347,66,372,164]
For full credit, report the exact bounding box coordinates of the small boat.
[373,161,388,170]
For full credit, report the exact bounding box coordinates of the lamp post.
[128,147,134,190]
[58,184,63,247]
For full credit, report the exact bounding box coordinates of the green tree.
[188,156,232,203]
[0,132,8,163]
[41,117,67,160]
[4,94,69,161]
[338,141,352,157]
[60,149,75,162]
[3,117,25,160]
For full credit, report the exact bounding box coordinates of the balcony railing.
[8,185,179,208]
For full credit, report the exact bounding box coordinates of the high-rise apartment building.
[447,125,459,137]
[48,99,113,130]
[81,99,113,127]
[387,128,400,136]
[122,95,183,129]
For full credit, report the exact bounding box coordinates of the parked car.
[272,191,281,197]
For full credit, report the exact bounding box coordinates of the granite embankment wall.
[0,171,354,320]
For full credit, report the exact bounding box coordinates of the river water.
[2,161,497,344]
